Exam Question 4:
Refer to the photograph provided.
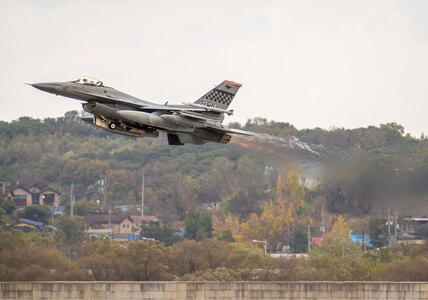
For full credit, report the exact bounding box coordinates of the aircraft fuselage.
[30,77,247,145]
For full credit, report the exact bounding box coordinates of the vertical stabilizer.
[194,80,242,110]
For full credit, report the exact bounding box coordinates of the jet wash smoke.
[237,131,329,158]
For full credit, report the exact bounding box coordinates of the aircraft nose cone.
[30,82,61,94]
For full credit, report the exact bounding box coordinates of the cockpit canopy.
[69,77,104,87]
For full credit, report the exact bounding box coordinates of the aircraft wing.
[70,91,207,114]
[70,89,149,107]
[139,104,207,113]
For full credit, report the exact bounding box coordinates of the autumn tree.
[0,230,80,281]
[168,239,275,280]
[180,267,241,281]
[78,240,128,280]
[284,170,306,210]
[238,170,307,250]
[169,239,205,276]
[126,241,171,281]
[330,215,349,237]
[213,214,240,242]
[383,241,428,281]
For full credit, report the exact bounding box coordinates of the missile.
[182,102,234,116]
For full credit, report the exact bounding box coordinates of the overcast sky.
[1,0,428,135]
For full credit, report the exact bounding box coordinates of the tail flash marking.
[205,90,234,107]
[195,80,242,110]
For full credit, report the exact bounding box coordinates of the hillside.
[1,113,428,221]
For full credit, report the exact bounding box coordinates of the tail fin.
[194,80,242,110]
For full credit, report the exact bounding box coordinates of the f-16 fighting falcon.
[29,77,249,145]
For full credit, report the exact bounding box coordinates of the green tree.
[184,206,213,241]
[72,199,100,216]
[143,223,182,246]
[218,230,235,242]
[55,215,86,255]
[19,205,52,224]
[226,242,275,280]
[291,227,308,253]
[368,217,388,248]
[223,156,265,219]
[295,229,382,281]
[0,196,15,225]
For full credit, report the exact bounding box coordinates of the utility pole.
[394,212,398,240]
[108,206,112,237]
[307,224,311,253]
[387,208,391,238]
[70,183,74,217]
[141,172,145,216]
[362,232,367,252]
[321,206,325,237]
[104,176,107,212]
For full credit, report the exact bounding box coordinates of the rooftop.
[84,214,132,225]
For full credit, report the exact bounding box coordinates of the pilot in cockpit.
[70,77,104,87]
[82,78,94,85]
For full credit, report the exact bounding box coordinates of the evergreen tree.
[184,206,213,241]
[368,217,389,248]
[19,205,52,224]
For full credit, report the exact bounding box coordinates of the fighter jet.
[29,77,249,145]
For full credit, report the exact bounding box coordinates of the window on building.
[43,193,55,205]
[14,195,27,207]
[32,193,40,205]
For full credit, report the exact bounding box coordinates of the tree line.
[1,221,428,282]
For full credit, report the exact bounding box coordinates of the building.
[84,214,134,235]
[0,181,12,196]
[131,215,160,232]
[311,236,324,246]
[7,184,60,208]
[403,217,428,238]
[350,234,372,248]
